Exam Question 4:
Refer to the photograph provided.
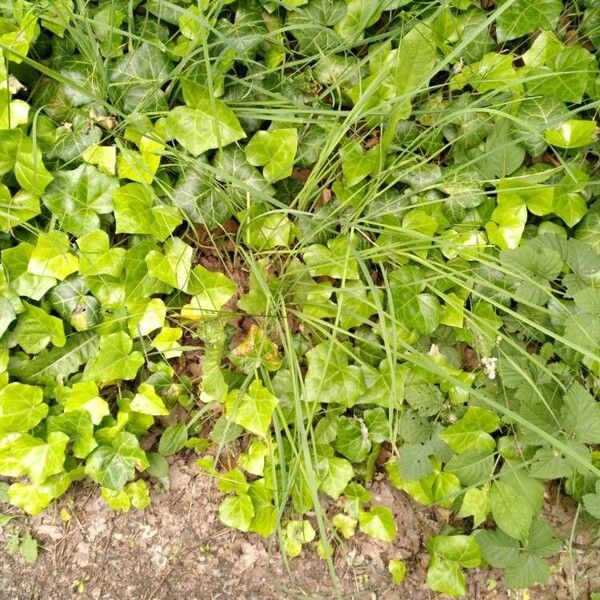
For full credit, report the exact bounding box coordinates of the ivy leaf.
[332,513,357,539]
[217,468,249,495]
[440,407,500,454]
[82,144,117,176]
[451,52,519,93]
[575,204,600,251]
[199,325,228,404]
[427,534,482,568]
[131,383,169,416]
[0,90,29,130]
[486,196,528,250]
[0,129,53,195]
[481,119,525,178]
[334,416,372,462]
[7,470,80,516]
[318,455,354,499]
[0,298,17,338]
[127,298,166,338]
[172,162,232,227]
[392,292,442,336]
[28,231,79,281]
[334,0,381,42]
[47,410,97,459]
[496,0,562,42]
[109,42,171,112]
[119,239,173,301]
[101,479,150,512]
[2,243,56,301]
[513,96,569,156]
[581,7,600,50]
[0,383,48,433]
[358,505,396,541]
[230,324,282,373]
[388,559,407,584]
[247,479,277,538]
[83,331,144,383]
[85,432,148,490]
[145,238,193,291]
[357,23,437,120]
[363,407,389,443]
[303,235,360,280]
[527,45,596,103]
[181,264,236,321]
[237,204,296,250]
[117,137,162,185]
[304,342,366,407]
[0,189,40,231]
[213,146,275,206]
[340,141,379,187]
[48,278,100,332]
[42,165,118,236]
[245,128,298,182]
[11,303,66,354]
[238,440,269,477]
[225,380,279,439]
[360,362,407,409]
[62,381,109,426]
[283,520,316,557]
[167,100,246,157]
[113,183,182,242]
[457,485,491,527]
[152,327,183,359]
[336,281,380,329]
[77,230,126,277]
[0,432,69,484]
[287,0,345,54]
[545,119,597,148]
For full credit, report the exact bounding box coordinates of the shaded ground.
[1,455,599,600]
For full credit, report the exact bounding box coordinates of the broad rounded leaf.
[490,480,533,542]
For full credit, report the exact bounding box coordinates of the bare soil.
[1,455,599,600]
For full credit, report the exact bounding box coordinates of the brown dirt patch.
[1,458,599,599]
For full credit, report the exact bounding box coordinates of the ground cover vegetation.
[0,0,599,596]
